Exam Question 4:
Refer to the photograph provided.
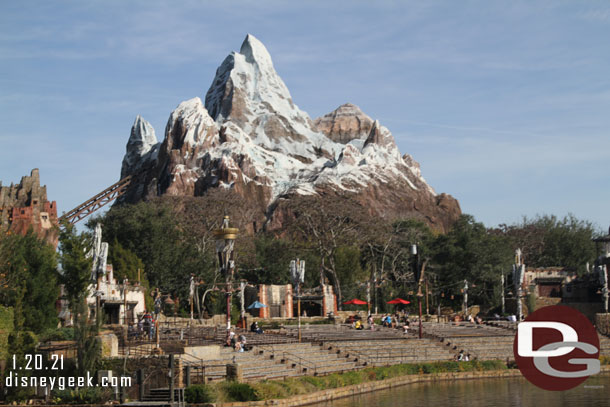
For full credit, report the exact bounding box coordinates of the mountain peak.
[204,35,328,158]
[121,35,461,233]
[121,115,157,179]
[240,34,274,68]
[314,103,374,144]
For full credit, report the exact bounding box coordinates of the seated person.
[457,350,465,361]
[239,334,251,351]
[354,320,363,330]
[250,321,263,334]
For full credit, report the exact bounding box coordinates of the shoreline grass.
[187,360,508,403]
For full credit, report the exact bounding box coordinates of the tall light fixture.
[213,216,239,336]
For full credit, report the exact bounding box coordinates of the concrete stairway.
[257,342,360,376]
[324,338,456,366]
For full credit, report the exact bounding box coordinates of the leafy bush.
[300,375,325,389]
[0,306,14,360]
[210,359,510,402]
[185,384,215,403]
[52,387,111,404]
[253,380,290,400]
[41,327,75,342]
[225,382,259,402]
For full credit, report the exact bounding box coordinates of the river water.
[312,374,610,407]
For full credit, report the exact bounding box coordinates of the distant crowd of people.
[128,312,157,340]
[349,311,412,334]
[221,322,267,352]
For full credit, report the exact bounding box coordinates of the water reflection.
[316,374,609,407]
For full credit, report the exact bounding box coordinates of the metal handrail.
[181,351,227,383]
[282,351,317,374]
[257,344,318,374]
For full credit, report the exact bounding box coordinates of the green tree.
[108,238,146,283]
[73,298,100,376]
[0,230,59,333]
[288,195,365,309]
[56,222,101,376]
[58,221,93,318]
[433,215,512,310]
[499,214,597,274]
[95,200,201,299]
[334,245,366,301]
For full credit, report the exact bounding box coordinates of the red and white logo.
[513,305,600,391]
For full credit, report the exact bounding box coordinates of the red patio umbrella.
[343,299,368,305]
[387,298,411,305]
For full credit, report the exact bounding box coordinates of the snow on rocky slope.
[119,34,460,232]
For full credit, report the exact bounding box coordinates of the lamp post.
[213,216,239,336]
[290,259,305,342]
[463,279,468,315]
[501,272,505,315]
[123,278,128,326]
[239,280,247,329]
[602,265,609,314]
[512,248,525,321]
[412,244,423,339]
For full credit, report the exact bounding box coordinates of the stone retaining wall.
[596,313,610,336]
[210,366,610,407]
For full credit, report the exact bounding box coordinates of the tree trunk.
[324,256,343,311]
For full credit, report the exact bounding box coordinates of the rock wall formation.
[119,34,461,233]
[0,169,59,246]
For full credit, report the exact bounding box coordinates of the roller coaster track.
[58,175,132,225]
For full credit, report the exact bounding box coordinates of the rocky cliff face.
[119,34,461,232]
[0,169,59,246]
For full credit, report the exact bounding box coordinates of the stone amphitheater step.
[324,338,456,366]
[598,335,610,356]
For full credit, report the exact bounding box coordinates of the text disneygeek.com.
[5,372,131,391]
[6,354,131,391]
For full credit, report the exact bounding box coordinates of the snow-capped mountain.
[119,34,460,232]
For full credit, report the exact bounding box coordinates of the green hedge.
[0,306,14,360]
[40,327,76,342]
[185,384,215,403]
[52,387,112,405]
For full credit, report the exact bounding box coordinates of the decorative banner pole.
[463,279,468,315]
[412,244,423,339]
[123,279,128,325]
[213,216,239,337]
[290,259,305,342]
[602,265,609,313]
[240,280,247,329]
[189,274,195,320]
[501,272,505,315]
[512,248,525,321]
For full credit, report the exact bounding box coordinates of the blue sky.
[1,1,609,230]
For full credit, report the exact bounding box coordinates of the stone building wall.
[0,169,58,247]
